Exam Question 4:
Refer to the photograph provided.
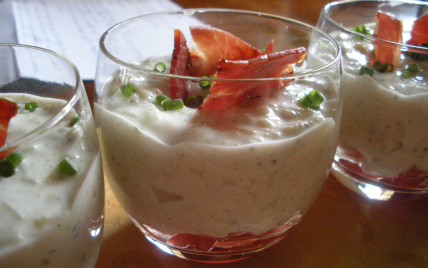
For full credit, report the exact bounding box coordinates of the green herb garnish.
[154,62,166,72]
[199,75,215,90]
[0,151,26,177]
[299,89,324,110]
[120,83,136,97]
[186,95,204,108]
[351,25,370,35]
[5,151,25,167]
[401,63,418,78]
[358,66,374,77]
[69,117,80,127]
[154,94,170,106]
[162,99,184,111]
[0,160,15,177]
[372,62,394,73]
[56,157,79,176]
[24,102,38,112]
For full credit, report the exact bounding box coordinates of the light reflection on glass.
[358,184,394,200]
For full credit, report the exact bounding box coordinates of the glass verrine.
[95,9,341,263]
[317,0,428,200]
[0,44,104,267]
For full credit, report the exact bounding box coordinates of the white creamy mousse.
[96,67,338,238]
[0,94,103,268]
[334,32,428,178]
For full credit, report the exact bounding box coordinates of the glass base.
[130,212,301,263]
[332,162,428,201]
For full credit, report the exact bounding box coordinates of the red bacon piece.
[406,13,428,47]
[189,26,263,77]
[373,11,403,65]
[199,47,307,110]
[170,29,191,101]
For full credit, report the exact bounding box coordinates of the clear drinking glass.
[0,44,104,267]
[95,9,341,263]
[317,0,428,200]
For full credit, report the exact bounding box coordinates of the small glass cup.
[0,44,104,267]
[95,9,341,263]
[317,0,428,200]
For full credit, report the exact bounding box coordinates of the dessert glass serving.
[95,9,342,263]
[0,44,104,267]
[317,0,428,200]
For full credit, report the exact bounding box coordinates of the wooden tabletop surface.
[92,0,428,267]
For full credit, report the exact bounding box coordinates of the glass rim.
[0,43,82,153]
[322,0,428,52]
[99,8,342,82]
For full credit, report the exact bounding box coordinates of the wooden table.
[92,0,428,267]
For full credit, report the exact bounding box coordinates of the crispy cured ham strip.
[373,11,403,66]
[406,13,428,46]
[199,47,307,110]
[170,29,191,101]
[189,26,263,77]
[0,99,18,159]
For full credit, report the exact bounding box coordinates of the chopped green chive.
[404,63,418,73]
[69,117,80,127]
[199,76,213,90]
[372,62,394,73]
[186,95,204,108]
[299,89,324,110]
[385,64,395,72]
[162,99,184,111]
[155,94,170,106]
[25,102,38,112]
[401,71,412,78]
[372,61,383,72]
[0,160,15,177]
[154,62,166,72]
[56,157,79,176]
[351,25,370,35]
[120,83,136,97]
[5,151,25,167]
[401,63,418,78]
[358,66,374,77]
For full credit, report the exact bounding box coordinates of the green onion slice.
[401,71,412,78]
[0,160,15,177]
[358,66,374,77]
[120,83,136,97]
[57,157,79,176]
[372,61,382,72]
[69,117,80,127]
[154,62,166,72]
[385,64,394,72]
[299,89,324,110]
[155,94,170,106]
[186,95,204,108]
[199,76,213,90]
[5,151,25,167]
[162,99,184,111]
[25,102,38,112]
[351,25,370,35]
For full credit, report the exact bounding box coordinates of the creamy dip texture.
[95,59,339,238]
[333,32,428,179]
[0,94,104,267]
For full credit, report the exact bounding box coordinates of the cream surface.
[0,94,104,268]
[96,62,339,238]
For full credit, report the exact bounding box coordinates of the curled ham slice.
[189,26,265,77]
[373,11,403,65]
[199,47,307,110]
[406,13,428,47]
[170,29,191,101]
